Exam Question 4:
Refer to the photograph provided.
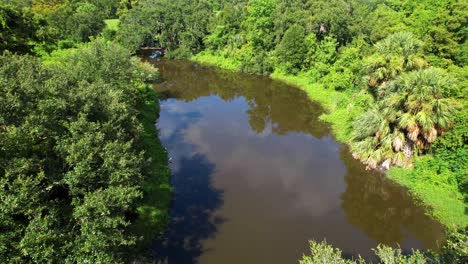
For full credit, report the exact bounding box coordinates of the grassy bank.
[190,52,467,229]
[192,51,242,71]
[388,162,467,228]
[132,84,172,246]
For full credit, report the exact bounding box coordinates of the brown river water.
[149,59,445,263]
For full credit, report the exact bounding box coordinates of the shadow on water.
[151,154,225,264]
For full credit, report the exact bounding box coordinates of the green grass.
[104,19,120,31]
[388,162,468,228]
[191,51,242,71]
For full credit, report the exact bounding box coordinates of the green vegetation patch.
[388,153,468,228]
[192,51,242,71]
[0,40,170,262]
[299,238,468,264]
[104,19,120,31]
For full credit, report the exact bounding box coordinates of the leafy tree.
[403,0,467,65]
[85,0,120,18]
[300,230,467,263]
[443,228,468,263]
[30,0,107,53]
[117,0,211,55]
[243,0,276,52]
[306,0,355,44]
[0,4,37,53]
[272,0,307,46]
[299,241,361,264]
[304,34,339,79]
[0,40,164,262]
[0,0,31,8]
[117,0,139,17]
[275,24,306,74]
[68,2,105,42]
[366,4,408,43]
[204,2,246,51]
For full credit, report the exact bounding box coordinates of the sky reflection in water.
[151,60,445,264]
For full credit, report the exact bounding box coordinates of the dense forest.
[0,0,466,263]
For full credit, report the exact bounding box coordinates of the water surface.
[151,59,444,263]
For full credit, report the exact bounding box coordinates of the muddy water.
[150,59,444,264]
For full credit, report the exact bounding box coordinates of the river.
[150,59,445,263]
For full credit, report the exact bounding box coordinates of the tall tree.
[275,24,307,74]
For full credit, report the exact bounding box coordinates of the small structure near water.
[141,47,166,59]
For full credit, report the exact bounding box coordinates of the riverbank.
[191,52,467,229]
[131,84,172,247]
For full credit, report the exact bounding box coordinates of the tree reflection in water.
[151,59,445,262]
[340,145,445,251]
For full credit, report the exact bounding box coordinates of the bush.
[299,240,430,264]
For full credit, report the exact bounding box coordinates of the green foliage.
[104,18,120,31]
[26,0,109,54]
[192,50,242,71]
[432,109,468,151]
[243,0,276,52]
[442,228,468,263]
[0,39,169,262]
[307,0,356,45]
[351,32,458,170]
[117,0,211,54]
[86,0,120,18]
[301,230,468,263]
[275,24,306,74]
[204,2,245,51]
[117,0,139,17]
[363,32,426,89]
[353,68,458,169]
[0,3,37,53]
[70,3,105,42]
[303,35,339,79]
[299,240,362,264]
[388,152,468,228]
[271,0,307,46]
[366,4,408,43]
[299,240,433,264]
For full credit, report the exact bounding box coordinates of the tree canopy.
[0,40,167,263]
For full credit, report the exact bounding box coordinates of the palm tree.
[384,68,457,147]
[363,32,426,90]
[352,68,457,169]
